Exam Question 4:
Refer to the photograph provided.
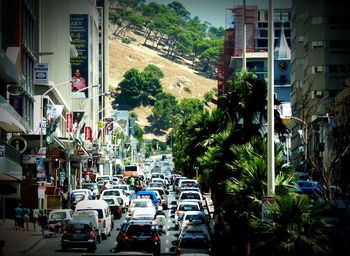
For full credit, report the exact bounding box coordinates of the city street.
[23,188,192,256]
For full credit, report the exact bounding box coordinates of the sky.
[146,0,292,28]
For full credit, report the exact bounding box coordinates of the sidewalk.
[0,219,43,255]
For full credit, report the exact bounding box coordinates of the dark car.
[174,233,212,255]
[295,179,322,196]
[61,221,97,252]
[117,220,161,255]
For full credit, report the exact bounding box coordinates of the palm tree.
[250,194,331,256]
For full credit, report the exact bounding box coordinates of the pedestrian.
[14,204,23,231]
[23,207,30,231]
[129,176,135,190]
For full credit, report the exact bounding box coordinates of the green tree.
[143,64,164,79]
[150,92,179,130]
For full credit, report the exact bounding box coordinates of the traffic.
[29,155,214,256]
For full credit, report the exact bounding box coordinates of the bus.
[123,165,140,177]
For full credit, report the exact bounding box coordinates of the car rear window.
[179,204,199,211]
[133,201,148,207]
[181,193,200,200]
[67,223,92,233]
[77,209,103,219]
[104,199,116,205]
[126,224,155,236]
[185,215,205,223]
[103,190,120,196]
[179,237,209,248]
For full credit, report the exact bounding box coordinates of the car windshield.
[82,184,96,189]
[115,186,128,191]
[103,190,120,196]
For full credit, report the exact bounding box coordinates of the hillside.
[109,29,216,141]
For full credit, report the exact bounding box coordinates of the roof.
[274,22,291,60]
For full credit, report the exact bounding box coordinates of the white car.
[178,191,205,208]
[178,211,207,234]
[174,201,201,230]
[128,198,155,217]
[100,189,130,212]
[130,207,156,221]
[48,209,73,223]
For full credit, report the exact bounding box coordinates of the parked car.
[61,221,98,252]
[295,179,322,196]
[48,209,73,223]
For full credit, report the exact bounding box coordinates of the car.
[117,220,161,255]
[70,189,93,200]
[178,191,205,208]
[178,211,208,234]
[151,173,165,181]
[136,190,160,207]
[114,184,135,199]
[174,177,188,192]
[61,220,98,252]
[128,198,155,217]
[174,232,212,255]
[174,202,202,230]
[81,183,100,199]
[130,208,156,221]
[72,210,102,243]
[101,189,130,212]
[179,222,211,241]
[48,209,73,223]
[178,179,198,193]
[75,199,113,239]
[101,195,122,219]
[144,187,169,209]
[295,179,322,196]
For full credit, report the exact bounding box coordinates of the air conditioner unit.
[312,90,323,98]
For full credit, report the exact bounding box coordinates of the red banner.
[66,113,73,132]
[84,126,92,142]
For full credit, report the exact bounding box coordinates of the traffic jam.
[40,158,214,256]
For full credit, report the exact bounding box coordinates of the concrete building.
[0,0,39,218]
[290,0,350,183]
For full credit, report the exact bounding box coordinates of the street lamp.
[79,91,111,110]
[66,84,100,195]
[39,79,80,147]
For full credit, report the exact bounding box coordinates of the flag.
[84,126,92,142]
[46,104,64,137]
[97,121,106,129]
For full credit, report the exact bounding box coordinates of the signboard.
[70,14,89,99]
[66,113,73,132]
[34,63,49,85]
[37,147,46,158]
[38,185,46,199]
[36,147,46,182]
[72,111,85,134]
[84,126,92,142]
[110,110,129,136]
[262,196,275,222]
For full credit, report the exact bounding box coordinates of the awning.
[54,136,90,156]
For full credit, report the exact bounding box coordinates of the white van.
[75,199,112,239]
[72,210,102,243]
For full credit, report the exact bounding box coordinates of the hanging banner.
[70,14,89,99]
[104,117,114,136]
[46,104,63,136]
[84,126,93,142]
[66,113,73,133]
[110,110,129,136]
[72,110,85,134]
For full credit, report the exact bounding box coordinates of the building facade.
[290,0,350,184]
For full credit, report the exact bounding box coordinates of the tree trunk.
[156,33,165,49]
[143,29,152,46]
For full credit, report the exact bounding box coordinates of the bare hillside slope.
[109,33,216,141]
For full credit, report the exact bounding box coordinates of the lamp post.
[66,84,100,195]
[39,79,79,147]
[79,91,111,110]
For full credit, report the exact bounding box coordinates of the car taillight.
[62,228,68,239]
[176,210,180,215]
[117,233,123,242]
[175,247,181,254]
[103,219,106,228]
[151,235,160,241]
[124,235,133,240]
[89,230,95,239]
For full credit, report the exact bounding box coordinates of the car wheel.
[61,245,68,252]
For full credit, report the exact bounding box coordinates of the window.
[312,16,323,24]
[298,36,304,43]
[312,66,324,73]
[312,41,323,49]
[297,58,304,66]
